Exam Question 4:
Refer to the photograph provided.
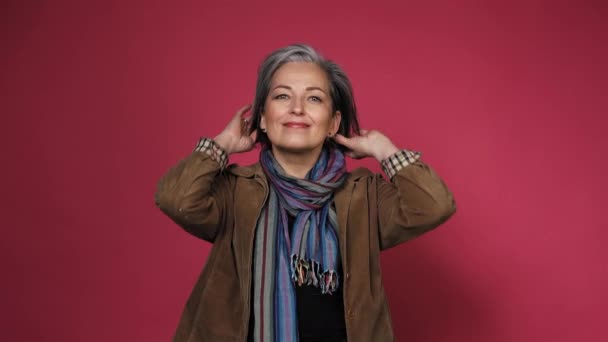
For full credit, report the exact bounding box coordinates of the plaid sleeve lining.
[193,137,228,169]
[381,149,422,179]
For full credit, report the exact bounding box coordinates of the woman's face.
[260,62,341,155]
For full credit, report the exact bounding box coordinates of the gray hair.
[249,44,360,150]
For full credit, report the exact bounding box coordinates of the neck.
[271,145,324,179]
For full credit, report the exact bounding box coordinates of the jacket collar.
[227,163,373,222]
[227,162,372,182]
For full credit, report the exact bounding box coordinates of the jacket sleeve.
[155,139,232,243]
[377,157,456,250]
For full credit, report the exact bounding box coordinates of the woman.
[156,44,456,342]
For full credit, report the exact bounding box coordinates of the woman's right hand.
[213,104,257,155]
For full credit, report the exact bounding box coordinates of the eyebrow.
[272,84,328,94]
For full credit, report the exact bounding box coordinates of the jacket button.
[346,272,350,279]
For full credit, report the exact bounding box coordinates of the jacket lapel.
[227,164,267,285]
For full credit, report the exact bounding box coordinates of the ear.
[260,114,266,130]
[330,110,342,136]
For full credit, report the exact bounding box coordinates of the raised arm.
[376,153,456,249]
[155,139,232,242]
[333,129,456,250]
[155,105,257,242]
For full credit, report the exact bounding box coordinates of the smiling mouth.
[284,123,310,128]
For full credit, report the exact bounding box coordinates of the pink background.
[2,1,607,341]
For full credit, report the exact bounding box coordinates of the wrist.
[375,145,400,162]
[213,134,232,155]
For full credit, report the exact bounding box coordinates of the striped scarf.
[252,145,347,342]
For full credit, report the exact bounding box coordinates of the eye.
[274,94,289,100]
[309,96,322,102]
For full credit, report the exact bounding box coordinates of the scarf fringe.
[291,254,340,294]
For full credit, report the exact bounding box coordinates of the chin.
[272,141,325,154]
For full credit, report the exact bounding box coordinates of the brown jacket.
[155,151,456,342]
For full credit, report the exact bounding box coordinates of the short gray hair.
[249,44,360,149]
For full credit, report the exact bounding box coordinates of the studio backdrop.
[2,1,606,341]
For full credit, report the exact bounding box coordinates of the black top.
[247,213,347,342]
[294,268,347,341]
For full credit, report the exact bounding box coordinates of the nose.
[290,97,304,115]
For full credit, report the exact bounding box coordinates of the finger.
[333,134,355,149]
[345,151,364,159]
[241,117,250,134]
[233,104,252,121]
[249,130,258,142]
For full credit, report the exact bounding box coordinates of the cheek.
[314,111,335,128]
[264,104,289,124]
[261,114,279,130]
[265,113,281,127]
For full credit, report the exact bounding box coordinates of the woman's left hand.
[333,129,400,162]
